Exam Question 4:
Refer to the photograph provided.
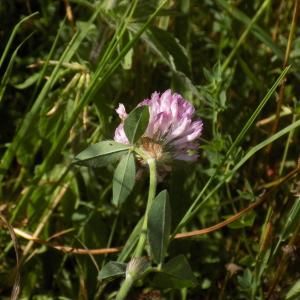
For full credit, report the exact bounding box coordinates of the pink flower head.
[114,90,203,162]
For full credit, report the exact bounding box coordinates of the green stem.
[116,266,158,300]
[134,158,157,257]
[279,113,297,175]
[115,275,134,300]
[115,157,157,300]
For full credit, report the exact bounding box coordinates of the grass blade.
[0,6,103,186]
[0,33,34,103]
[175,66,291,232]
[0,12,38,69]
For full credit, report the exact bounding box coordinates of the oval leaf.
[147,190,171,264]
[73,140,129,168]
[153,255,197,288]
[112,152,136,206]
[98,261,127,281]
[124,105,149,144]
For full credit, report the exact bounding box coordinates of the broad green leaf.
[124,106,149,144]
[153,255,197,288]
[147,190,171,264]
[73,141,129,168]
[286,279,300,300]
[98,261,127,281]
[112,152,136,206]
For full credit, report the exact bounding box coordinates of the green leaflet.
[153,255,197,288]
[74,140,129,168]
[147,190,171,264]
[98,261,127,281]
[124,105,149,144]
[112,152,136,206]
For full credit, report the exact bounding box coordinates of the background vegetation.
[0,0,299,299]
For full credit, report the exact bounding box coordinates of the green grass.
[0,0,300,299]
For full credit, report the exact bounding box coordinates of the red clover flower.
[114,89,203,163]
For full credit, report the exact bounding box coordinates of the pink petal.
[114,124,129,144]
[113,90,203,163]
[116,103,127,120]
